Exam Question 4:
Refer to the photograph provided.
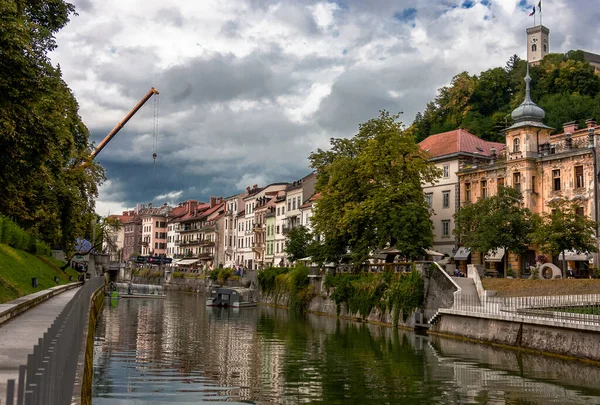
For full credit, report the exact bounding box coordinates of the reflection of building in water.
[427,340,600,404]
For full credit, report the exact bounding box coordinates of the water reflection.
[93,293,600,404]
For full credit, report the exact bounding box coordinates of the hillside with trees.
[410,52,600,143]
[0,0,103,253]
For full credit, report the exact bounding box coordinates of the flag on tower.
[529,6,535,16]
[538,0,541,12]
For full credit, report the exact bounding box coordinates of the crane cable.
[143,93,160,191]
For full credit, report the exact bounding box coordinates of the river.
[92,292,600,404]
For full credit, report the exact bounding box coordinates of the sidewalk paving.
[0,287,80,402]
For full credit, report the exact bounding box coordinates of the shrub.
[218,268,233,282]
[506,267,515,278]
[0,216,51,255]
[172,271,184,279]
[209,268,220,281]
[258,267,290,294]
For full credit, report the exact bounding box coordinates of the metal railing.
[451,293,600,326]
[3,276,104,405]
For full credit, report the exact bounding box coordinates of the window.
[276,243,279,253]
[513,172,521,192]
[156,221,159,227]
[292,199,296,210]
[465,183,471,203]
[575,166,584,188]
[288,200,291,211]
[442,191,450,208]
[543,44,547,52]
[277,207,280,216]
[576,206,584,217]
[442,220,450,237]
[531,176,536,193]
[481,180,488,199]
[425,193,433,208]
[443,164,449,178]
[553,169,561,191]
[497,177,504,189]
[513,138,520,153]
[532,44,537,52]
[297,196,301,207]
[282,207,285,214]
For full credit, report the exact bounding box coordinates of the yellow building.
[457,67,599,276]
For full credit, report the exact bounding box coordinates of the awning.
[559,250,591,261]
[485,248,505,262]
[178,259,199,265]
[453,247,471,261]
[426,249,445,257]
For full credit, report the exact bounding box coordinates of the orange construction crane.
[89,87,160,160]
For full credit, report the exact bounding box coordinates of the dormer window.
[513,138,521,153]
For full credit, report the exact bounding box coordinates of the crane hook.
[152,152,157,162]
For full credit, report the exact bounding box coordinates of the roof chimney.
[587,118,597,128]
[563,121,578,134]
[210,196,216,207]
[565,132,572,150]
[246,186,251,193]
[490,148,496,165]
[253,184,258,190]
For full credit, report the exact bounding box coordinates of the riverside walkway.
[0,287,80,402]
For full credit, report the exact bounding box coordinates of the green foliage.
[284,225,314,262]
[309,110,441,264]
[386,270,425,325]
[172,271,185,279]
[411,52,600,141]
[325,270,424,325]
[0,244,78,303]
[454,187,536,275]
[506,267,515,278]
[258,267,290,294]
[209,268,220,281]
[531,199,598,278]
[0,216,51,256]
[217,268,233,282]
[0,0,104,254]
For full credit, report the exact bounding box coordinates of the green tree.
[309,110,441,264]
[454,187,536,277]
[531,199,598,278]
[0,0,104,249]
[284,225,313,262]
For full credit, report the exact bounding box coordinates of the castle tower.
[526,25,549,65]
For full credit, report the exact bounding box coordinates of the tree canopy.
[412,53,600,142]
[454,187,536,276]
[284,225,314,263]
[308,110,441,264]
[531,199,598,278]
[0,0,104,251]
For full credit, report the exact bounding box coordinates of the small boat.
[206,287,257,308]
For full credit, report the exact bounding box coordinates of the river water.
[92,292,600,404]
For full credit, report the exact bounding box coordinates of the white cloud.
[50,0,600,214]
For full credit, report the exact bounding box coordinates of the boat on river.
[206,286,257,308]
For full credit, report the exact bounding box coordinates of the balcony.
[179,225,199,233]
[197,252,214,260]
[282,225,291,235]
[252,242,265,252]
[141,240,150,246]
[253,223,265,232]
[174,240,181,246]
[199,240,215,247]
[179,239,201,246]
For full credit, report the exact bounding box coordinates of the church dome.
[511,69,545,123]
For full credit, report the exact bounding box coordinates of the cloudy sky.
[49,0,600,216]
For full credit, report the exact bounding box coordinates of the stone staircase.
[428,277,481,326]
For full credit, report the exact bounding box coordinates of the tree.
[309,110,441,264]
[531,200,598,278]
[454,187,536,276]
[284,225,313,262]
[0,0,104,250]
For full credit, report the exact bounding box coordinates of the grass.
[482,278,600,297]
[0,244,79,303]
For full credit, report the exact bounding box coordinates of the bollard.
[31,278,38,288]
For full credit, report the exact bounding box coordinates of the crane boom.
[89,87,160,160]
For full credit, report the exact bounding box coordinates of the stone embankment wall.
[260,264,458,330]
[431,313,600,363]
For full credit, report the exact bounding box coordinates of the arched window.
[513,138,520,153]
[532,44,537,52]
[543,44,547,52]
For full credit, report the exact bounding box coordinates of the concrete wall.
[422,263,458,321]
[431,313,600,363]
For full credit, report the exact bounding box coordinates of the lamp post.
[588,126,599,268]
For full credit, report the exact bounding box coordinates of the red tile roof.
[418,128,505,159]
